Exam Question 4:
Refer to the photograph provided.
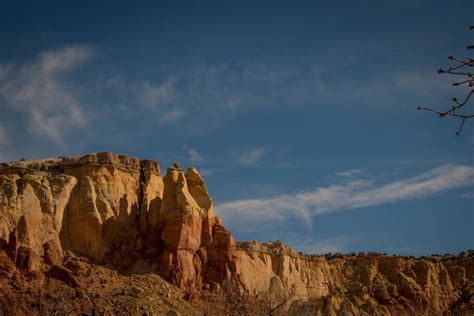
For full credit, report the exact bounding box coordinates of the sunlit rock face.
[0,153,473,314]
[0,152,239,288]
[238,242,474,314]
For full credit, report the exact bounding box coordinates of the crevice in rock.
[58,178,81,253]
[137,160,146,223]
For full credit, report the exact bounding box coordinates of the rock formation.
[238,242,474,314]
[0,152,472,315]
[0,153,240,288]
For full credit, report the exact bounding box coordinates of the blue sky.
[0,0,473,255]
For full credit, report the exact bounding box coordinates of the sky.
[0,0,473,256]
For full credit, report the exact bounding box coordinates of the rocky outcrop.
[237,242,474,314]
[0,153,473,315]
[0,152,239,290]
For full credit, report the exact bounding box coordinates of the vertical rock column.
[157,164,241,288]
[158,164,206,287]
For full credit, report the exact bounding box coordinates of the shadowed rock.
[0,153,473,314]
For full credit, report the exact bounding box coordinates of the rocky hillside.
[0,152,472,315]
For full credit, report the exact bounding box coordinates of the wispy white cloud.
[335,168,363,178]
[395,70,455,95]
[199,169,213,177]
[458,191,474,199]
[95,61,454,133]
[217,164,474,230]
[237,148,267,166]
[160,108,185,123]
[294,235,368,254]
[188,149,204,164]
[100,62,328,129]
[138,77,176,109]
[0,45,93,145]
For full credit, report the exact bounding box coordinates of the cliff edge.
[0,153,472,315]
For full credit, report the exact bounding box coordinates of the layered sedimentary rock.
[0,152,239,289]
[0,153,472,314]
[238,242,474,314]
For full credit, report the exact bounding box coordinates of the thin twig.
[419,90,473,118]
[418,27,474,135]
[439,70,474,77]
[418,106,474,135]
[417,106,474,119]
[453,79,474,86]
[456,117,466,135]
[448,55,473,65]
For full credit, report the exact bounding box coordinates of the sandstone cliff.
[0,153,239,290]
[0,153,472,315]
[238,242,474,315]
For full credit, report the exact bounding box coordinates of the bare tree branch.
[452,79,473,86]
[418,25,474,135]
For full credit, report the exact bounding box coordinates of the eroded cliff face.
[0,152,239,290]
[237,241,474,314]
[0,153,472,315]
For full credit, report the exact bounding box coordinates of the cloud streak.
[188,149,204,164]
[335,168,364,178]
[97,60,454,134]
[101,62,328,129]
[0,45,93,145]
[237,148,268,166]
[217,164,474,229]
